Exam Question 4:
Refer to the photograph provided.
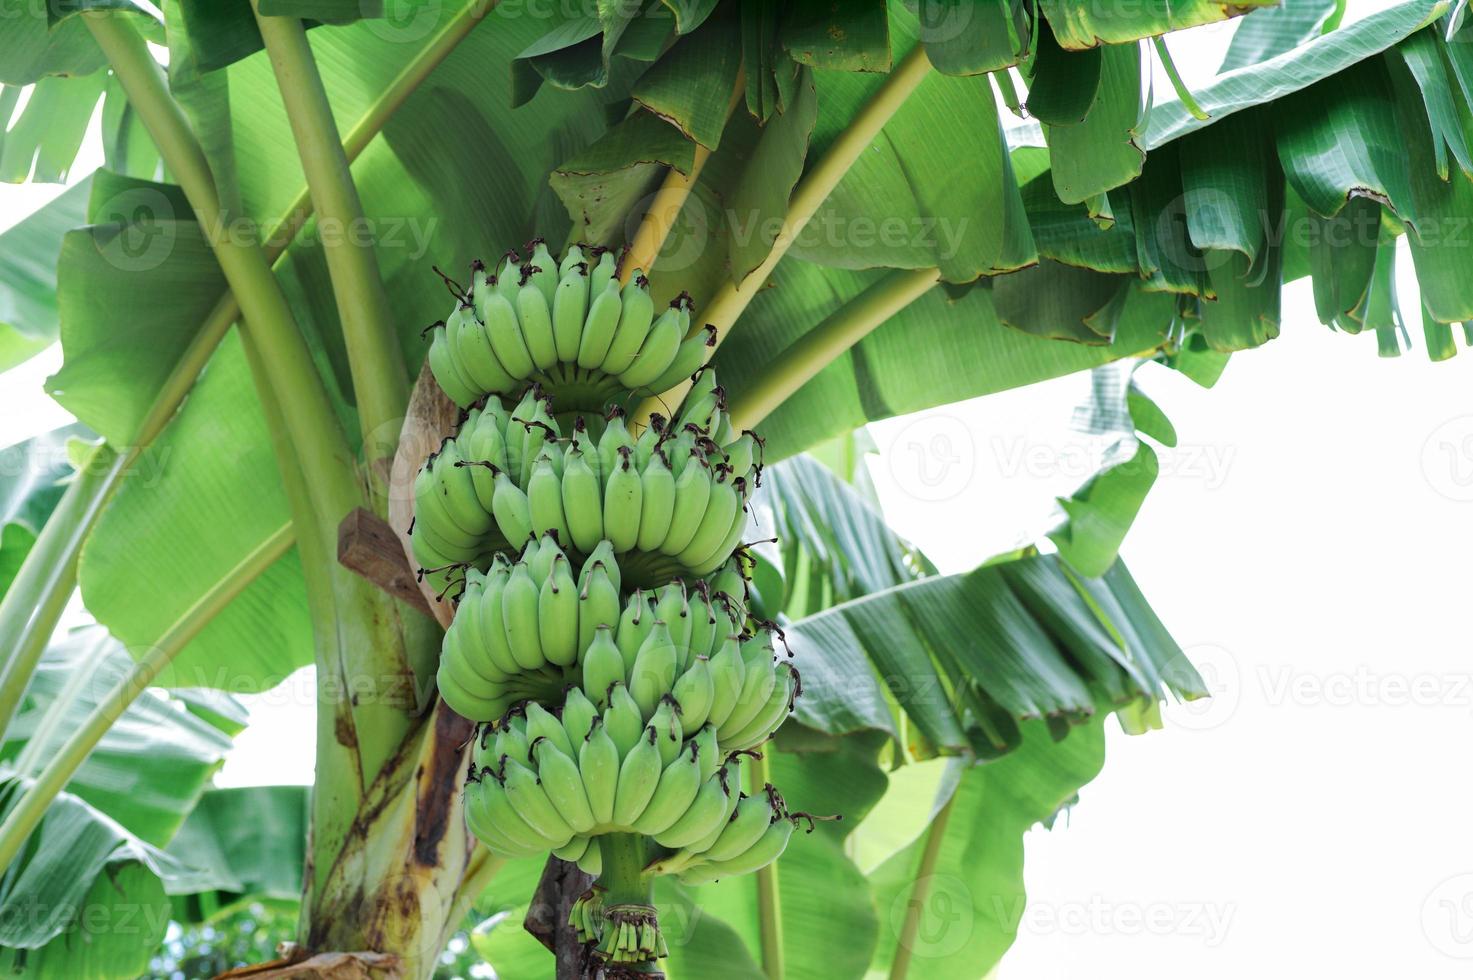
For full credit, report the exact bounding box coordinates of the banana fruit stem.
[0,525,294,874]
[252,3,409,504]
[598,832,651,907]
[633,43,934,425]
[725,266,940,431]
[619,68,747,286]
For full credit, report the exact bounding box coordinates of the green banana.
[489,466,534,548]
[568,416,601,481]
[628,622,678,719]
[718,634,776,739]
[466,776,551,854]
[615,590,653,676]
[463,420,508,511]
[526,240,559,309]
[660,453,712,556]
[588,248,617,299]
[611,726,662,827]
[691,482,752,576]
[490,252,522,308]
[527,454,570,545]
[709,560,750,607]
[686,590,717,663]
[495,723,532,768]
[599,272,655,376]
[578,540,621,595]
[531,737,596,834]
[691,724,720,777]
[655,581,693,665]
[602,446,643,552]
[524,701,576,760]
[633,415,663,473]
[475,556,522,677]
[680,816,794,885]
[501,561,545,671]
[526,532,561,584]
[723,431,759,482]
[603,683,644,758]
[551,835,589,864]
[552,262,590,363]
[581,625,626,708]
[503,388,535,469]
[671,655,714,736]
[700,790,776,863]
[481,288,534,380]
[643,325,718,402]
[447,304,511,395]
[558,244,586,282]
[501,755,575,845]
[648,697,683,767]
[412,464,479,553]
[576,560,621,656]
[517,398,556,486]
[725,662,798,749]
[576,840,602,876]
[635,449,676,553]
[518,275,558,371]
[597,406,635,478]
[432,445,494,538]
[678,370,720,433]
[436,657,500,721]
[577,278,623,370]
[560,448,604,553]
[653,765,734,849]
[562,687,598,746]
[578,718,620,825]
[538,554,579,668]
[616,301,683,392]
[427,322,479,407]
[705,635,746,730]
[676,468,740,570]
[632,742,702,836]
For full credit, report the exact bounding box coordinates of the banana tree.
[0,0,1467,976]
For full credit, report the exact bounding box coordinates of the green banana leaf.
[163,785,309,922]
[1218,0,1345,73]
[0,180,90,373]
[0,627,235,846]
[0,778,184,979]
[787,553,1203,757]
[866,719,1109,979]
[0,425,88,599]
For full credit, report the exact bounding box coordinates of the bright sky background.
[5,6,1471,977]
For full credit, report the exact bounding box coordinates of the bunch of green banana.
[423,240,719,409]
[594,903,668,964]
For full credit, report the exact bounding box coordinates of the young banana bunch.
[424,240,718,411]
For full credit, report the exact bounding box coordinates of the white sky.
[4,5,1469,976]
